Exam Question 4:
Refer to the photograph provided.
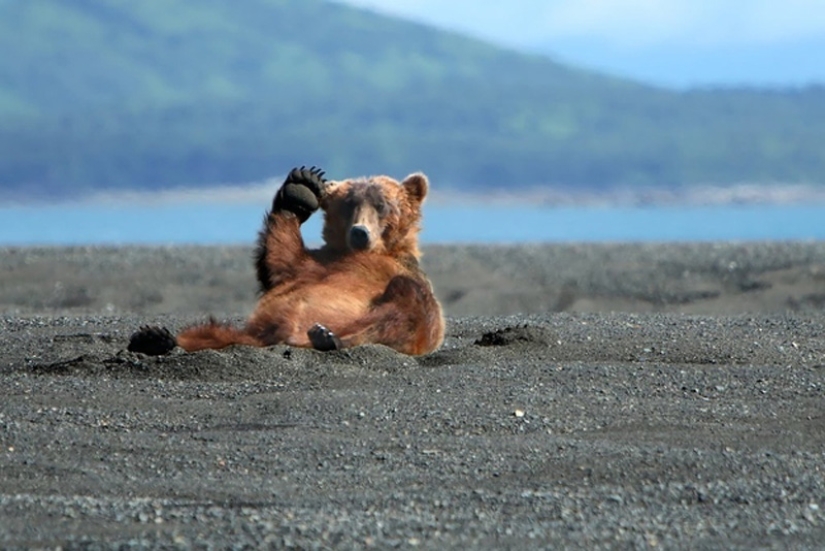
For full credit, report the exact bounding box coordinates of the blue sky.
[337,0,825,88]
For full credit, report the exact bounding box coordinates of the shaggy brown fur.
[129,167,445,356]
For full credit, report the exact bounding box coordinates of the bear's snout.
[349,225,371,250]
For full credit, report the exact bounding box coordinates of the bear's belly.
[248,272,391,346]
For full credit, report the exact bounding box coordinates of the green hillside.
[0,0,823,199]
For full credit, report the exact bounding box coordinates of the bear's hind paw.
[308,323,343,352]
[128,325,177,356]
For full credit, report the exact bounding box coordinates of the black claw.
[309,166,325,179]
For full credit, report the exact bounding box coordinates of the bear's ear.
[401,173,429,204]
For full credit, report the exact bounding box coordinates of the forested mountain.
[1,0,823,200]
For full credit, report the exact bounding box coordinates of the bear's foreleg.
[307,275,445,356]
[255,166,327,292]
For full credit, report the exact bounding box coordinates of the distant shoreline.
[431,183,825,207]
[4,180,825,208]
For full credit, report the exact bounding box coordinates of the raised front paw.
[308,323,343,352]
[273,166,327,223]
[128,326,177,356]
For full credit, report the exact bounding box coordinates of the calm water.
[1,201,824,245]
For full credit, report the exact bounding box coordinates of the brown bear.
[128,166,445,356]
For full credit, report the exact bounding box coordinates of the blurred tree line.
[1,0,823,200]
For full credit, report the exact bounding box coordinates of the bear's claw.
[274,165,328,223]
[308,323,343,352]
[128,325,177,356]
[286,166,326,196]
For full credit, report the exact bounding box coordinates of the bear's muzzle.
[349,225,370,250]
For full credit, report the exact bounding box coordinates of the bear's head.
[320,173,429,259]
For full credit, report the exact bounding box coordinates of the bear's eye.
[373,198,389,218]
[341,197,358,217]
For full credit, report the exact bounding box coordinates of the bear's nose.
[349,225,370,250]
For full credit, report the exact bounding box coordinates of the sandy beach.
[1,243,824,549]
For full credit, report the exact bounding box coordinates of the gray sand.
[1,243,825,549]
